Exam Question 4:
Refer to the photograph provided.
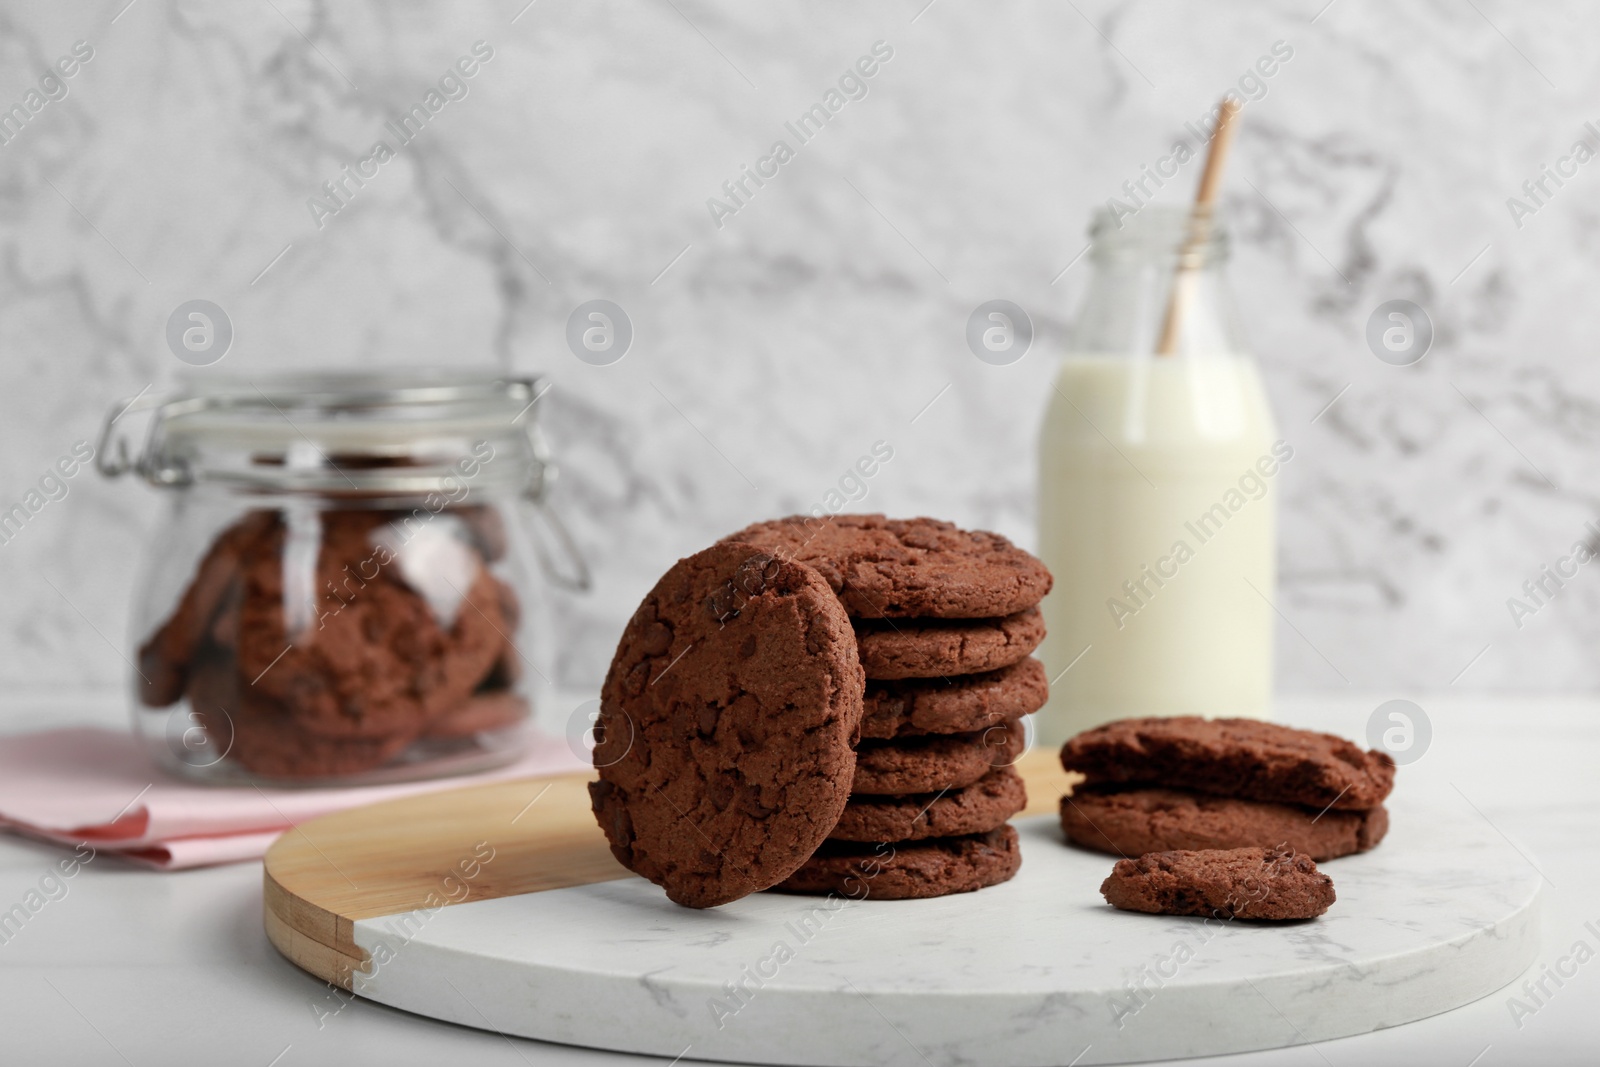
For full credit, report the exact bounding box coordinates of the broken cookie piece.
[1100,846,1335,921]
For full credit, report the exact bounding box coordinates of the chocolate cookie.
[861,658,1048,740]
[138,510,277,707]
[1061,787,1389,862]
[222,710,417,779]
[774,826,1021,900]
[234,513,511,740]
[854,608,1045,680]
[588,543,865,909]
[187,654,418,779]
[1060,717,1395,812]
[144,503,526,778]
[722,514,1052,619]
[852,718,1026,795]
[1100,847,1336,921]
[829,766,1026,843]
[423,691,529,740]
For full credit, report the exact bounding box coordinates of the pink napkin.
[0,727,588,870]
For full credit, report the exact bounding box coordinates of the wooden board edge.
[264,868,357,957]
[264,901,369,990]
[261,771,628,924]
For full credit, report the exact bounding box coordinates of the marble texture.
[349,798,1541,1065]
[0,693,1591,1066]
[3,1,1600,715]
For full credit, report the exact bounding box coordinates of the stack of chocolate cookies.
[1059,717,1395,863]
[724,515,1053,901]
[587,516,1054,907]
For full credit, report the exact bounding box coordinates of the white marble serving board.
[346,797,1541,1066]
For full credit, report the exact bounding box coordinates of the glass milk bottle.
[1035,205,1282,746]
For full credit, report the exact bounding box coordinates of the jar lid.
[98,371,552,498]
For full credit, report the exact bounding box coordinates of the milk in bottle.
[1035,206,1282,746]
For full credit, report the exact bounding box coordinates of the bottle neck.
[1070,256,1247,358]
[1072,205,1247,358]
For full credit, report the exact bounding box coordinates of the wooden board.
[264,749,1080,988]
[263,751,1540,1066]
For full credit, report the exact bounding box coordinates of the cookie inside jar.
[103,372,570,785]
[138,503,527,780]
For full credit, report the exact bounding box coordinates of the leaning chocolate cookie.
[1060,717,1395,812]
[589,543,865,909]
[722,514,1052,619]
[1100,847,1336,921]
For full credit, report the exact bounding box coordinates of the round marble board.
[264,749,1540,1066]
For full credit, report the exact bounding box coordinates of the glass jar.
[96,372,588,785]
[1035,206,1281,746]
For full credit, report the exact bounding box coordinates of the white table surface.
[2,693,1596,1067]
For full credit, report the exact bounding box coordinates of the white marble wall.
[2,0,1598,716]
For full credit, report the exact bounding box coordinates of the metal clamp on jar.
[96,372,588,785]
